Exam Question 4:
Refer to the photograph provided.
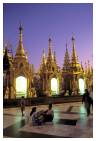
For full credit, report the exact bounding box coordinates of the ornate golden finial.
[71,33,77,64]
[48,37,52,49]
[15,24,25,57]
[63,42,70,71]
[81,61,84,71]
[85,61,88,74]
[65,42,69,60]
[42,49,46,64]
[72,32,75,41]
[19,24,23,31]
[48,37,53,60]
[19,24,23,43]
[87,60,91,74]
[54,51,56,63]
[65,42,68,53]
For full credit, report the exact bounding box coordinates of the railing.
[4,95,82,108]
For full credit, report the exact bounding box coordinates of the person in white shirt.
[43,103,54,122]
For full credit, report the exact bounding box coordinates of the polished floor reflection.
[3,102,93,138]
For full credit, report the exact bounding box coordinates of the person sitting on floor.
[43,103,54,122]
[30,107,44,125]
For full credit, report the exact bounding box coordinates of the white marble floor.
[3,102,93,138]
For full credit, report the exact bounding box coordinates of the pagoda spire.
[87,60,91,74]
[71,34,78,64]
[15,24,25,57]
[48,38,52,58]
[42,49,46,64]
[54,51,56,64]
[85,61,88,74]
[81,61,84,71]
[47,37,53,63]
[63,42,70,71]
[19,24,23,44]
[63,43,70,71]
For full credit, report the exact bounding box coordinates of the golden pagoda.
[84,60,93,93]
[3,26,93,99]
[4,25,34,99]
[39,38,61,96]
[62,35,85,95]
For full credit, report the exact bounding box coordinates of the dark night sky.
[3,3,93,71]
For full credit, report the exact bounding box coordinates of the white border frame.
[1,1,95,141]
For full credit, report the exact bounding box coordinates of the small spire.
[19,24,23,43]
[71,34,78,64]
[81,61,84,71]
[19,24,23,31]
[72,33,75,41]
[43,49,46,57]
[63,42,70,71]
[66,42,68,52]
[42,49,46,64]
[88,60,91,74]
[47,37,53,62]
[48,37,52,50]
[85,61,88,74]
[15,24,25,57]
[91,66,93,73]
[66,42,67,48]
[54,51,56,63]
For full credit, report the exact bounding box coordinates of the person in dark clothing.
[89,95,93,110]
[30,107,44,125]
[90,86,93,109]
[30,107,38,125]
[43,103,54,122]
[20,96,25,117]
[82,89,91,116]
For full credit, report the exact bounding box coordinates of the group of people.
[20,96,54,125]
[20,88,93,126]
[30,103,54,125]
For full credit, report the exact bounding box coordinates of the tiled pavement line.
[3,106,77,138]
[4,105,92,138]
[3,113,22,117]
[3,118,72,138]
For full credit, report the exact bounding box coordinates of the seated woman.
[43,103,54,122]
[30,107,44,125]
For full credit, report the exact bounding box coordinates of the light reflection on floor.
[4,102,93,138]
